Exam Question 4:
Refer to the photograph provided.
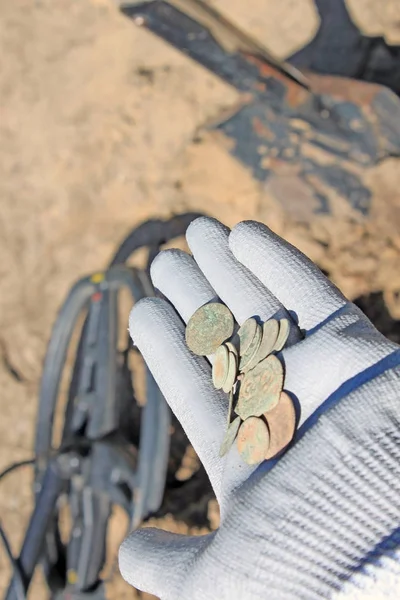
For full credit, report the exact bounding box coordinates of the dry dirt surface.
[1,0,400,598]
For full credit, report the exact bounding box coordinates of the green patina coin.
[222,351,238,393]
[239,323,262,372]
[273,318,290,352]
[186,302,234,356]
[238,318,257,356]
[237,416,270,465]
[219,416,241,457]
[226,389,234,426]
[235,355,284,420]
[252,318,279,365]
[212,344,230,389]
[225,340,238,359]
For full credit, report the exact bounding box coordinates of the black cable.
[0,459,35,483]
[0,459,37,600]
[0,443,93,600]
[0,467,30,600]
[0,521,26,600]
[0,439,93,484]
[0,458,38,599]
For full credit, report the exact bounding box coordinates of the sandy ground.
[1,0,400,597]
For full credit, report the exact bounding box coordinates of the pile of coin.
[186,302,296,465]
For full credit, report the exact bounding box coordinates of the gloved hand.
[119,218,400,599]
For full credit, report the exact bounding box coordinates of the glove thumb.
[119,526,211,598]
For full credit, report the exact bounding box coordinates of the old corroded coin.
[237,416,270,465]
[226,389,234,426]
[222,351,238,393]
[253,319,279,364]
[235,355,284,420]
[244,319,278,372]
[212,344,229,389]
[238,318,257,356]
[186,302,234,356]
[273,318,290,352]
[239,324,262,372]
[264,391,296,459]
[219,415,241,457]
[226,340,238,359]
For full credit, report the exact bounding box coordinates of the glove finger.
[129,297,255,503]
[282,304,399,427]
[150,248,217,323]
[119,527,211,598]
[229,220,347,332]
[186,218,300,347]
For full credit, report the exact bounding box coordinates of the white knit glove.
[119,218,400,600]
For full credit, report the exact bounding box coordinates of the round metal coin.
[212,344,229,389]
[237,416,270,465]
[254,319,279,364]
[219,416,241,457]
[238,318,258,356]
[235,355,284,420]
[186,303,234,356]
[239,324,262,372]
[264,391,296,459]
[226,389,234,426]
[244,319,278,372]
[226,341,239,359]
[222,351,238,393]
[273,318,290,352]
